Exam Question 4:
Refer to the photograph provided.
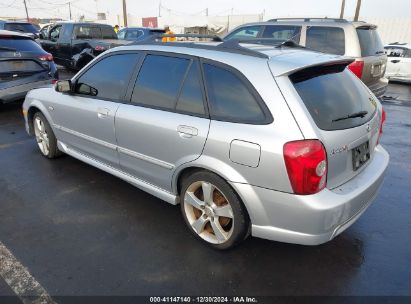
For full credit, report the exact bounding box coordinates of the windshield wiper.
[0,47,17,51]
[332,110,368,122]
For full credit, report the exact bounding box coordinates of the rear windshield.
[356,28,384,56]
[4,23,38,33]
[101,27,117,39]
[290,64,377,131]
[0,37,43,52]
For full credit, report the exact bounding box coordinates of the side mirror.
[55,80,72,93]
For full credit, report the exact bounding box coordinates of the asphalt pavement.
[0,75,410,301]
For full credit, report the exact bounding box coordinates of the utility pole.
[339,0,346,19]
[354,0,362,21]
[23,0,29,22]
[68,2,72,20]
[206,8,208,16]
[122,0,128,27]
[158,1,161,17]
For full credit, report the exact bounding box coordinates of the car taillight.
[39,53,53,61]
[283,140,327,195]
[377,108,386,145]
[347,60,364,79]
[51,79,58,84]
[94,45,106,51]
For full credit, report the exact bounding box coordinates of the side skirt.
[57,141,178,205]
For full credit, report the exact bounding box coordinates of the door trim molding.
[118,146,174,170]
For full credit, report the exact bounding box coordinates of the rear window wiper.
[332,110,368,122]
[0,46,17,51]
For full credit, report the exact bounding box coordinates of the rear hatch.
[288,62,382,189]
[356,25,387,86]
[0,36,49,87]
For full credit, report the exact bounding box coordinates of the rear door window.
[306,26,345,55]
[74,26,101,39]
[75,53,140,100]
[225,26,262,40]
[203,63,268,124]
[131,55,190,110]
[356,28,384,56]
[101,27,117,39]
[290,64,377,131]
[262,25,301,43]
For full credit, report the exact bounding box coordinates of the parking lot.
[0,64,410,300]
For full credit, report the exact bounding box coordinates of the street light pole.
[122,0,128,27]
[23,0,29,22]
[339,0,346,19]
[69,2,72,20]
[354,0,362,21]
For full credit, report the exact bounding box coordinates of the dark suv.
[0,30,58,103]
[225,18,388,98]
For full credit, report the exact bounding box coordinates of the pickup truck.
[40,22,130,70]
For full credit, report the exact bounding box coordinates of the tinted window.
[176,62,205,115]
[101,27,117,39]
[203,64,266,123]
[5,23,38,33]
[262,25,301,43]
[357,28,384,57]
[225,26,262,40]
[74,26,101,39]
[75,54,139,100]
[126,29,144,39]
[131,55,190,110]
[306,27,345,55]
[49,25,62,41]
[290,65,377,131]
[0,37,43,52]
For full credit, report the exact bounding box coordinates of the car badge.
[13,52,22,57]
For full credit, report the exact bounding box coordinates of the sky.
[0,0,410,20]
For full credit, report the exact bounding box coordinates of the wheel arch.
[26,100,55,135]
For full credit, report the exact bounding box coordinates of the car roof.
[3,21,33,25]
[123,27,164,31]
[385,43,410,49]
[110,42,351,76]
[56,22,112,27]
[0,29,33,38]
[231,19,376,30]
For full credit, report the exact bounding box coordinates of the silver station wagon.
[22,40,389,249]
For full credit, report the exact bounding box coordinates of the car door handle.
[97,108,109,119]
[177,125,198,138]
[391,60,401,63]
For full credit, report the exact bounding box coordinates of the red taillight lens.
[283,140,327,195]
[39,53,53,61]
[51,79,58,84]
[94,45,106,51]
[377,108,386,145]
[347,60,364,79]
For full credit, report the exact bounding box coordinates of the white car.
[384,43,411,83]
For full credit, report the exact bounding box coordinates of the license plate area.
[352,141,370,171]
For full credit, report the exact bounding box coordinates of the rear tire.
[180,171,250,250]
[33,112,61,159]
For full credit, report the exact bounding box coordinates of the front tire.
[33,112,61,159]
[180,171,250,250]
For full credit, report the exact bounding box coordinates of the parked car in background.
[23,39,388,249]
[0,30,58,104]
[225,18,388,98]
[117,27,165,41]
[384,43,411,83]
[40,22,129,70]
[0,21,40,40]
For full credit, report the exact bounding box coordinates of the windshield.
[4,23,39,33]
[290,64,377,131]
[356,28,384,56]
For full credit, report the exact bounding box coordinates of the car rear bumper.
[368,77,389,98]
[0,79,52,103]
[231,145,389,245]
